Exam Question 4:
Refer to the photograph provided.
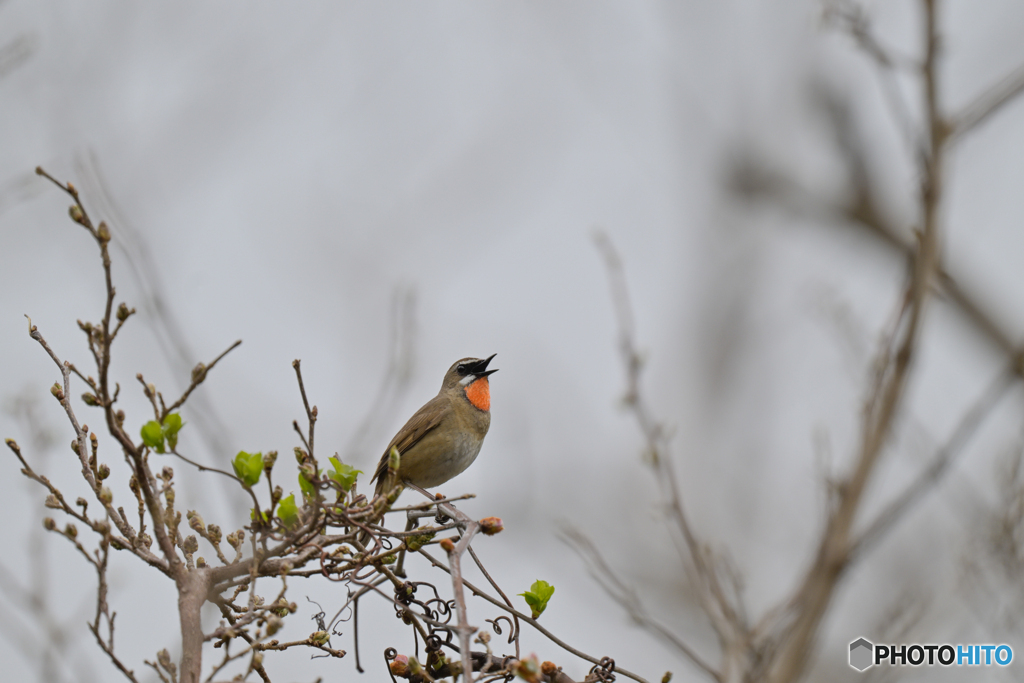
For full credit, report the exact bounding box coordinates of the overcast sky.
[2,2,1024,682]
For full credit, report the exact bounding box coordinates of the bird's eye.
[457,364,467,374]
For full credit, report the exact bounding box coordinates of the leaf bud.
[439,537,455,553]
[51,383,65,401]
[116,302,131,321]
[196,557,207,568]
[45,494,61,509]
[191,362,207,384]
[162,466,174,481]
[183,534,198,554]
[187,510,205,534]
[81,392,100,406]
[140,533,153,549]
[96,222,111,242]
[262,450,278,472]
[157,649,172,670]
[69,204,84,223]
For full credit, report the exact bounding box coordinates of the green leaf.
[298,470,317,500]
[233,451,263,487]
[405,529,436,552]
[327,456,362,492]
[141,421,165,453]
[162,413,184,450]
[277,493,299,529]
[519,580,555,619]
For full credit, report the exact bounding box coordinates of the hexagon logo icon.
[849,637,874,671]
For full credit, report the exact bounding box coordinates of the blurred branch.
[729,61,1021,371]
[763,3,946,679]
[822,0,920,155]
[593,231,742,681]
[850,363,1018,560]
[0,32,35,79]
[561,529,720,681]
[951,60,1024,140]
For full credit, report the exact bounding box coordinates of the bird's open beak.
[470,354,498,377]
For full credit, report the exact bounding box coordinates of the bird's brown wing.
[371,394,451,493]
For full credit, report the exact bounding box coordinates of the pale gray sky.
[2,2,1024,682]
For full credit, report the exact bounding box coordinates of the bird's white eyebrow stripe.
[459,374,475,386]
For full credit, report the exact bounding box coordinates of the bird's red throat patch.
[465,377,490,411]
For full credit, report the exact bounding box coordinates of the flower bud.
[97,463,110,480]
[389,654,409,676]
[69,204,84,223]
[81,392,100,406]
[65,523,78,539]
[479,516,504,536]
[43,517,56,531]
[116,302,131,321]
[45,494,61,509]
[439,537,455,553]
[51,383,65,401]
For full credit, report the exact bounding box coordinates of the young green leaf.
[232,451,263,487]
[141,421,165,453]
[277,493,299,529]
[298,470,318,500]
[162,413,184,450]
[519,580,555,619]
[327,456,362,492]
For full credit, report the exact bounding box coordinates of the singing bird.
[371,354,497,498]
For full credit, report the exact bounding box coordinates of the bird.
[370,354,497,498]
